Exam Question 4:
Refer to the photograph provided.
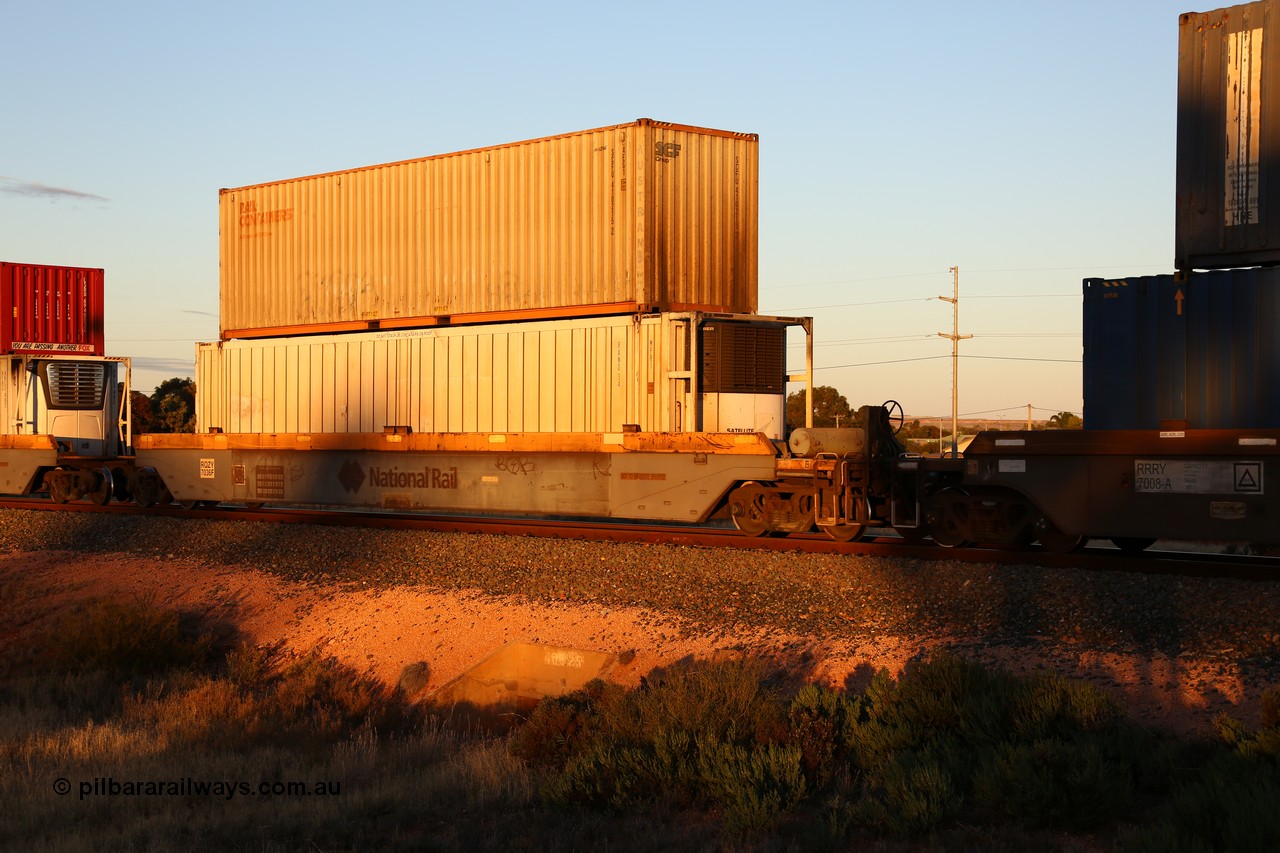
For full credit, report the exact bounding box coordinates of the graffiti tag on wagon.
[495,455,535,475]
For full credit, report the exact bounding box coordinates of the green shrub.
[843,653,1139,837]
[254,652,408,745]
[512,652,1173,841]
[544,728,700,809]
[972,734,1133,830]
[38,598,218,677]
[1118,751,1280,853]
[224,640,285,688]
[114,649,411,750]
[850,654,1020,774]
[787,683,862,788]
[517,657,799,831]
[1215,687,1280,760]
[511,679,622,769]
[852,743,963,837]
[697,739,807,832]
[1118,686,1280,853]
[1010,670,1123,741]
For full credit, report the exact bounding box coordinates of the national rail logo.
[337,460,460,493]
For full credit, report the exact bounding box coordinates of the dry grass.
[4,565,1280,851]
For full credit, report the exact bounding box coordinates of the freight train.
[4,296,1277,554]
[5,3,1280,554]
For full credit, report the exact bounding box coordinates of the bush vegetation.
[4,597,1280,851]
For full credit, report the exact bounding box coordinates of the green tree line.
[130,378,196,433]
[786,387,1082,435]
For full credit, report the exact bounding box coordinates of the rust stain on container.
[1176,1,1280,270]
[219,119,759,335]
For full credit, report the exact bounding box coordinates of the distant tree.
[129,391,155,434]
[1047,411,1083,430]
[786,386,857,431]
[898,419,939,440]
[150,378,196,433]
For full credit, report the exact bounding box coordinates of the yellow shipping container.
[219,119,758,338]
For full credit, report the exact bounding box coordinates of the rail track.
[4,497,1276,582]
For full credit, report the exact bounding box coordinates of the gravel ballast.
[3,509,1277,733]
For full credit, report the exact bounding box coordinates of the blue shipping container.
[1083,270,1280,429]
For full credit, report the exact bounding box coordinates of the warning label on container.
[1133,460,1263,495]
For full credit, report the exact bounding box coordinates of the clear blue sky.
[2,1,1196,421]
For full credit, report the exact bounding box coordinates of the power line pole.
[938,266,972,456]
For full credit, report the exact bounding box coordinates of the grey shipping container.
[195,312,798,440]
[1082,270,1280,429]
[1176,1,1280,270]
[219,119,759,338]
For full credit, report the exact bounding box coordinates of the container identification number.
[1133,460,1263,495]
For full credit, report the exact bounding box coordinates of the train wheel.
[894,524,929,543]
[729,485,770,537]
[819,492,869,542]
[178,500,200,511]
[1035,518,1088,554]
[1112,537,1155,554]
[925,489,969,548]
[88,468,113,506]
[44,471,71,505]
[776,493,815,534]
[820,522,866,542]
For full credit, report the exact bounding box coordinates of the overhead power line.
[814,352,1081,369]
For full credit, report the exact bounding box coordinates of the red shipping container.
[0,262,105,356]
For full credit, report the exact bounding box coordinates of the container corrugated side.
[1176,1,1280,270]
[1083,270,1280,429]
[198,314,691,436]
[218,119,758,338]
[0,263,105,355]
[197,313,791,438]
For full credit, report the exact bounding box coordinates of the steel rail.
[2,497,1275,580]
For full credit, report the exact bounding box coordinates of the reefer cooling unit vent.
[699,323,786,394]
[43,361,108,409]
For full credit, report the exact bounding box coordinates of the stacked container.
[1082,270,1280,429]
[219,119,759,338]
[1177,0,1280,270]
[0,262,105,356]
